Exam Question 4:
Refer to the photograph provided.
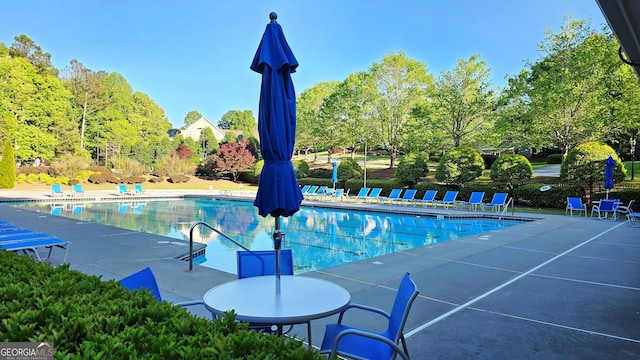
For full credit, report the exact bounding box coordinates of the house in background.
[172,116,227,142]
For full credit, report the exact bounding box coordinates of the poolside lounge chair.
[309,185,328,199]
[1,237,70,262]
[566,197,587,217]
[591,199,618,220]
[72,184,85,196]
[414,190,437,207]
[0,232,57,242]
[51,184,66,197]
[320,272,419,360]
[134,184,144,194]
[433,191,458,208]
[352,187,370,201]
[303,185,319,198]
[397,189,417,205]
[118,184,135,195]
[365,188,383,203]
[483,193,510,213]
[458,192,485,211]
[120,266,215,318]
[300,185,311,194]
[383,189,403,203]
[331,188,347,201]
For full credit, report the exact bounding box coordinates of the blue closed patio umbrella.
[251,12,303,293]
[604,155,615,199]
[331,161,338,190]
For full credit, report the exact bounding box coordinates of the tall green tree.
[184,110,203,127]
[296,81,340,160]
[432,54,496,148]
[8,34,58,76]
[368,52,434,167]
[218,110,257,139]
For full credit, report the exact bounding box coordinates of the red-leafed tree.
[215,141,256,182]
[175,144,193,160]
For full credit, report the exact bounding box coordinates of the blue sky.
[2,1,608,128]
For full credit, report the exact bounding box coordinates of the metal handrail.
[188,221,249,271]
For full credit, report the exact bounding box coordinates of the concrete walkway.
[0,190,638,359]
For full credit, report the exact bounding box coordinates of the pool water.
[11,198,524,274]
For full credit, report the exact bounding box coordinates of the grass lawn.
[624,161,640,181]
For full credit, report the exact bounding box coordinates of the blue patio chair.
[51,184,65,197]
[483,193,509,213]
[304,185,319,198]
[236,249,302,336]
[616,199,635,218]
[300,185,311,194]
[383,189,403,203]
[72,184,85,196]
[398,189,417,205]
[366,188,383,203]
[118,184,135,195]
[1,237,70,262]
[120,266,215,318]
[353,187,370,201]
[332,188,346,201]
[414,190,437,206]
[566,197,587,217]
[434,191,458,208]
[459,192,485,211]
[320,272,419,360]
[591,199,618,220]
[134,184,144,193]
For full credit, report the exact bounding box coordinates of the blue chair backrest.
[402,189,417,200]
[316,186,328,195]
[300,185,311,194]
[356,188,370,197]
[368,188,382,198]
[388,272,419,343]
[237,249,294,279]
[52,184,63,193]
[422,190,437,201]
[307,186,319,195]
[388,189,402,199]
[443,191,458,202]
[119,184,128,193]
[491,193,508,205]
[567,197,583,208]
[334,189,344,196]
[600,200,616,211]
[134,184,143,192]
[120,266,162,301]
[469,192,484,203]
[73,184,84,193]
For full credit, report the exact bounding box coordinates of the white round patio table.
[203,275,350,343]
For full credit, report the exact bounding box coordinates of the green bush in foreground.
[0,251,321,359]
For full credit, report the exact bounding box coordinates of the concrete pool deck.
[0,189,638,359]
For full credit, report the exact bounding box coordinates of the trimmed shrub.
[148,176,164,183]
[168,174,190,183]
[337,158,362,181]
[309,167,332,178]
[490,154,533,188]
[515,183,585,209]
[560,142,626,199]
[0,252,322,359]
[435,147,484,186]
[395,152,429,186]
[123,175,146,184]
[294,160,310,178]
[546,153,563,164]
[151,168,169,177]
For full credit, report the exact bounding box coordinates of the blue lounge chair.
[51,184,66,197]
[331,188,347,201]
[304,185,319,198]
[414,190,437,206]
[483,193,509,213]
[120,266,215,318]
[320,272,419,360]
[434,191,458,208]
[1,237,70,262]
[0,232,56,242]
[366,188,382,203]
[591,199,618,220]
[118,184,135,195]
[300,185,311,194]
[398,189,417,205]
[566,197,587,217]
[383,189,403,203]
[134,184,144,193]
[308,185,328,199]
[459,192,485,211]
[353,188,370,201]
[72,184,85,196]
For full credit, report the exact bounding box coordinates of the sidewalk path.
[533,164,561,177]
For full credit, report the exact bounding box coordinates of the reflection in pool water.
[12,198,524,274]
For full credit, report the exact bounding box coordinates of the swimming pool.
[10,198,524,274]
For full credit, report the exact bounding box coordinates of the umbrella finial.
[269,12,277,21]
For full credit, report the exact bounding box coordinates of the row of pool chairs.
[0,221,70,262]
[51,183,145,197]
[301,186,512,212]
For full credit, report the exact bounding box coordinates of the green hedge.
[0,252,321,359]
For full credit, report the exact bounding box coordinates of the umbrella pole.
[273,216,284,294]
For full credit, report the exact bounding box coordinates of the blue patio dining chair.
[320,272,419,360]
[591,199,618,220]
[120,266,215,318]
[566,197,587,217]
